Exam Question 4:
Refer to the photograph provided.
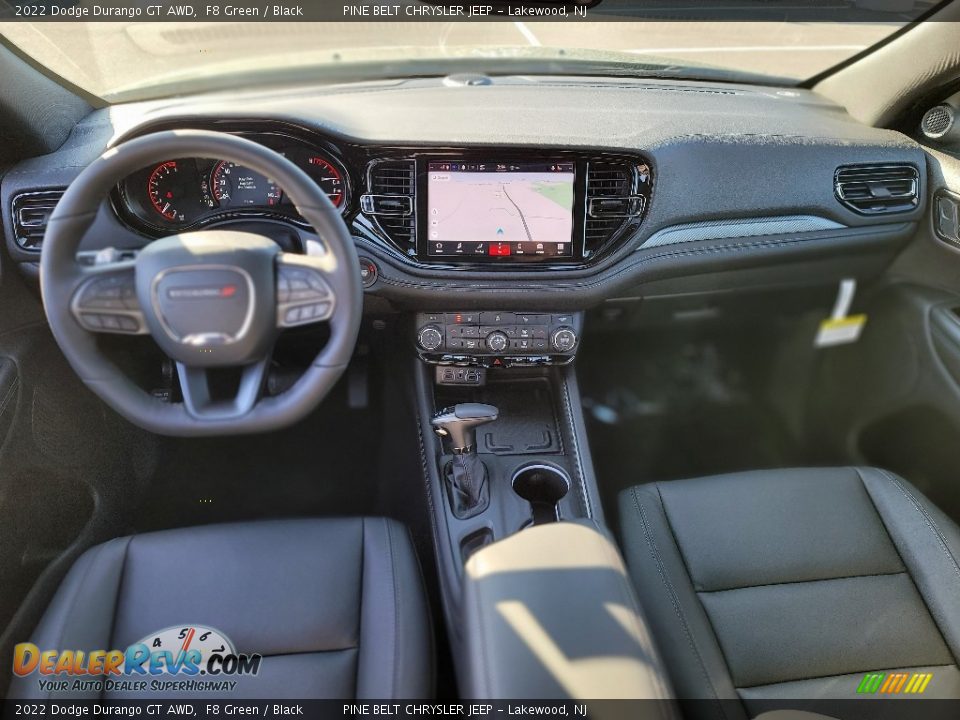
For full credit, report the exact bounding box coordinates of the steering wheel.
[40,130,362,436]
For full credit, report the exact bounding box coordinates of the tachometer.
[147,161,193,222]
[211,161,282,209]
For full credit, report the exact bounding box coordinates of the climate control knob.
[485,330,509,353]
[551,327,578,353]
[417,325,444,351]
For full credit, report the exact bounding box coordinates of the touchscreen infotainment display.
[426,161,575,260]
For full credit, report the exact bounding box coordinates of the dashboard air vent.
[834,164,919,215]
[11,189,65,251]
[363,160,416,248]
[584,162,648,258]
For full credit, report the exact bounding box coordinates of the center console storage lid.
[462,520,677,702]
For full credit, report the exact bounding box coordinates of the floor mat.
[132,380,382,532]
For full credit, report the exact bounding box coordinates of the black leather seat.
[10,517,433,699]
[619,467,960,716]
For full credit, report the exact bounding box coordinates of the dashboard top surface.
[66,75,917,154]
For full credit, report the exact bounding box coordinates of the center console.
[411,336,634,696]
[412,313,604,643]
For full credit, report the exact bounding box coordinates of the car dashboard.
[1,73,928,313]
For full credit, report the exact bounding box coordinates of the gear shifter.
[431,403,499,518]
[431,403,499,453]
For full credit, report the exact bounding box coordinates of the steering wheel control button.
[418,325,444,351]
[72,272,147,335]
[276,262,335,328]
[551,327,579,352]
[277,266,332,302]
[79,313,102,329]
[118,316,140,331]
[77,274,138,311]
[78,312,141,334]
[282,301,332,327]
[358,257,378,288]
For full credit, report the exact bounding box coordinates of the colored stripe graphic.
[880,674,897,693]
[857,672,932,694]
[857,673,886,694]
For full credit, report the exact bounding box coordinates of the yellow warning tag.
[815,314,868,347]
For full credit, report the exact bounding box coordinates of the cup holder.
[512,464,570,525]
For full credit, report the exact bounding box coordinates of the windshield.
[0,20,914,102]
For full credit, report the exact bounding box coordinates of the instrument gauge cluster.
[117,134,350,233]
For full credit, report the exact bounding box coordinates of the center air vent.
[835,164,919,215]
[584,162,650,258]
[362,160,416,249]
[11,189,65,251]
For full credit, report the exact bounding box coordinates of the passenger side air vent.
[362,160,416,249]
[11,189,65,251]
[584,162,650,258]
[834,164,919,215]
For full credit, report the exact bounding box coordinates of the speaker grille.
[921,105,954,139]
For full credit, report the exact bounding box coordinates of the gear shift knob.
[431,403,499,453]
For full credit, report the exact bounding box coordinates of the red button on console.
[488,243,511,257]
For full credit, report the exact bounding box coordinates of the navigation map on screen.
[426,161,575,259]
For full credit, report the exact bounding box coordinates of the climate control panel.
[414,311,583,367]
